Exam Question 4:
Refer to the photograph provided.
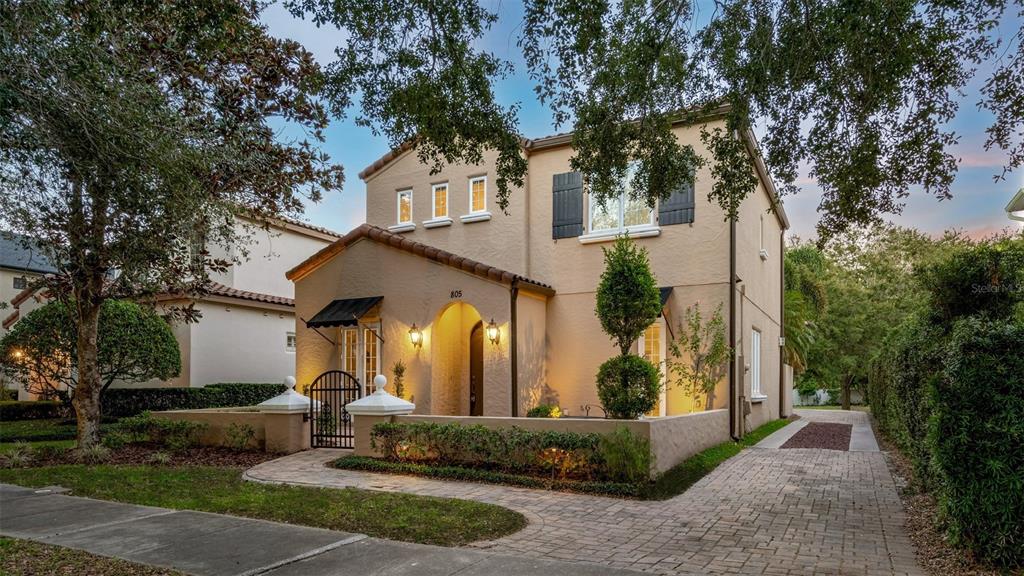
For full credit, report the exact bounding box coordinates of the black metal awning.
[306,296,383,328]
[659,286,673,307]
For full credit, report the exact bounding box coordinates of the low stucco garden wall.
[355,409,731,477]
[154,407,309,453]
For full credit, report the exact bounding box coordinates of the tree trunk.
[73,300,103,447]
[841,376,851,411]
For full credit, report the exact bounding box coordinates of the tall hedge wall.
[101,383,287,418]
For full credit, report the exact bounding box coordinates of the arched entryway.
[431,301,483,416]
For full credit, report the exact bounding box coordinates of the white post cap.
[257,376,318,413]
[346,375,415,416]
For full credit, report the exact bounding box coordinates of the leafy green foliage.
[0,300,180,403]
[915,235,1024,327]
[869,235,1024,568]
[370,421,652,483]
[667,303,731,411]
[100,383,286,418]
[0,0,341,446]
[596,236,663,355]
[596,354,661,419]
[286,0,524,211]
[224,423,257,452]
[112,412,207,452]
[930,318,1024,567]
[0,400,61,421]
[0,465,526,547]
[598,426,652,484]
[391,360,406,400]
[526,404,562,418]
[334,455,643,498]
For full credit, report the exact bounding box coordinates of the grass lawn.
[0,537,182,575]
[644,417,793,500]
[0,439,76,454]
[0,465,526,546]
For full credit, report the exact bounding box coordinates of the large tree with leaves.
[291,0,1021,239]
[0,0,342,446]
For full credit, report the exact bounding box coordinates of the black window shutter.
[552,172,584,238]
[658,180,695,225]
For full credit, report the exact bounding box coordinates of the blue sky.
[262,2,1023,241]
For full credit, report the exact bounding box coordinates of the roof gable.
[286,223,554,295]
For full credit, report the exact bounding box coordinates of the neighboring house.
[1,232,59,399]
[2,220,339,393]
[290,107,791,438]
[151,217,340,388]
[1008,188,1024,222]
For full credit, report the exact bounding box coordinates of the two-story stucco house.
[289,110,790,438]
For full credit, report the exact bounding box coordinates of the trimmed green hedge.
[0,400,62,421]
[101,383,286,418]
[333,455,642,497]
[930,318,1023,568]
[371,421,650,483]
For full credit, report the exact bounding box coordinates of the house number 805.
[450,290,463,299]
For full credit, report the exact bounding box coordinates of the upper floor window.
[588,164,653,234]
[432,183,449,219]
[286,332,296,352]
[750,328,763,398]
[469,176,487,213]
[13,276,27,290]
[397,190,413,224]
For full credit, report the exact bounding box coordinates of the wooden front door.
[470,321,484,416]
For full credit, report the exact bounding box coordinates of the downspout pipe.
[779,230,786,418]
[729,216,739,441]
[510,279,519,417]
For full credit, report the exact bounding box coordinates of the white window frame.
[286,332,296,353]
[339,324,383,395]
[431,183,449,219]
[340,328,359,375]
[750,328,764,399]
[461,176,492,223]
[468,176,487,213]
[638,318,667,417]
[13,276,27,290]
[579,163,659,243]
[397,189,413,224]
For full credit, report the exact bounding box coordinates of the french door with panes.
[639,318,668,417]
[339,323,382,396]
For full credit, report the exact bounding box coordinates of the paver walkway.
[0,483,641,576]
[246,409,922,576]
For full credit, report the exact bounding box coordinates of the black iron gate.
[308,370,362,448]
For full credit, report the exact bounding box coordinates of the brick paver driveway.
[246,410,921,576]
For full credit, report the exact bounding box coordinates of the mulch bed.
[23,444,278,468]
[780,422,851,450]
[870,416,1003,576]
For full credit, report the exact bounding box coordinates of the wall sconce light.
[485,318,500,345]
[408,323,423,348]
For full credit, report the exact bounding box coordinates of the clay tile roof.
[205,282,294,307]
[2,310,19,330]
[286,224,555,295]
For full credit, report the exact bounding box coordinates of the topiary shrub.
[593,235,663,419]
[596,355,660,419]
[930,317,1024,568]
[100,383,286,418]
[526,404,561,418]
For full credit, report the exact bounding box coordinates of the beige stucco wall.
[155,408,310,453]
[209,218,334,299]
[734,172,785,431]
[364,148,529,276]
[294,238,518,416]
[516,289,549,413]
[648,409,730,473]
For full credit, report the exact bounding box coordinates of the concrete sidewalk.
[0,483,641,576]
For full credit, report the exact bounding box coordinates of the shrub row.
[101,383,286,418]
[0,400,62,421]
[104,412,207,452]
[333,455,642,497]
[371,421,651,483]
[869,235,1024,569]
